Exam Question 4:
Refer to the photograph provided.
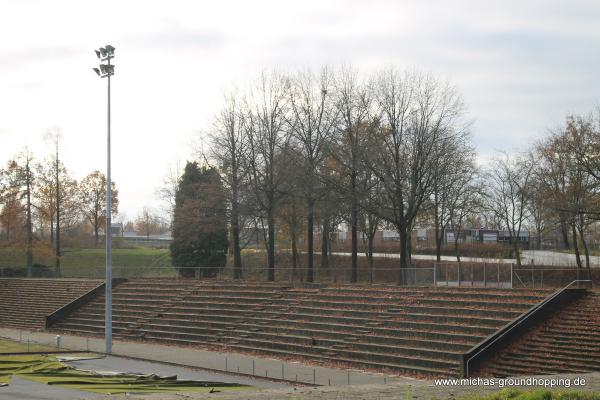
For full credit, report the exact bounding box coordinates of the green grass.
[0,338,55,354]
[0,247,176,279]
[459,389,600,400]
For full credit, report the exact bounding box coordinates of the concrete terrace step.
[0,278,102,329]
[54,306,489,344]
[314,291,547,303]
[150,320,468,350]
[477,291,600,377]
[496,354,597,374]
[161,301,511,329]
[131,323,464,363]
[159,305,500,335]
[227,343,459,377]
[526,338,600,353]
[319,286,550,297]
[124,319,472,356]
[535,333,600,346]
[502,349,600,368]
[137,298,511,328]
[129,308,495,339]
[136,329,460,373]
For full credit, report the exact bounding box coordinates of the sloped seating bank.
[50,279,551,377]
[481,291,600,377]
[0,278,103,329]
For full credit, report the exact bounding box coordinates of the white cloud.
[0,0,598,217]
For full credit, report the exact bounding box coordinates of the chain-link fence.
[0,262,596,288]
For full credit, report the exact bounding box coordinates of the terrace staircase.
[0,278,103,329]
[480,291,600,377]
[50,279,551,377]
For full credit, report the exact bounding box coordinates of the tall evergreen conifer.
[170,162,228,277]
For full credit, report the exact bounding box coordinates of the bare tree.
[287,68,338,282]
[485,152,534,267]
[243,71,291,281]
[209,92,248,279]
[155,161,182,217]
[526,161,551,251]
[535,132,573,250]
[44,128,63,276]
[79,170,119,246]
[366,69,467,282]
[563,116,599,271]
[449,179,485,262]
[430,134,476,261]
[330,67,372,283]
[358,170,382,283]
[135,206,160,239]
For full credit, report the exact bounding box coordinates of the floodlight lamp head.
[99,47,107,57]
[95,50,101,59]
[105,45,115,55]
[93,67,101,76]
[100,64,109,74]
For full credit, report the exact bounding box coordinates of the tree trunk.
[578,216,590,269]
[572,223,582,269]
[454,235,461,263]
[368,234,374,284]
[435,225,443,262]
[398,223,409,285]
[321,219,329,269]
[231,205,242,279]
[291,230,298,280]
[350,175,358,283]
[267,209,275,281]
[433,196,442,262]
[26,163,33,278]
[560,219,570,250]
[513,237,522,268]
[50,216,54,249]
[55,159,61,278]
[351,218,358,283]
[306,200,314,283]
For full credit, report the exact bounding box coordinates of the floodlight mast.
[93,45,115,354]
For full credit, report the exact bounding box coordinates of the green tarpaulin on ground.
[0,354,253,394]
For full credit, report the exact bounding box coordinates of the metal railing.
[463,279,592,377]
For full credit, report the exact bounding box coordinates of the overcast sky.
[1,0,598,220]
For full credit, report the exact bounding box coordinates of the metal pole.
[105,57,113,354]
[510,263,513,288]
